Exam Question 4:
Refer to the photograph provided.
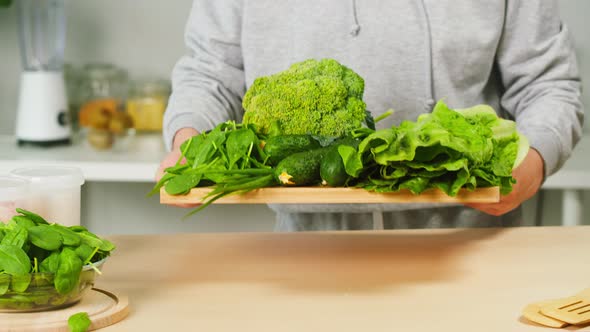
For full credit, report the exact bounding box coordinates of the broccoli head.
[242,58,368,137]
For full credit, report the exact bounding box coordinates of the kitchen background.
[0,0,588,234]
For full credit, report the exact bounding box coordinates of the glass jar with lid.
[126,78,171,132]
[78,63,129,129]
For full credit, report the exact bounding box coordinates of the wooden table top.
[96,226,590,331]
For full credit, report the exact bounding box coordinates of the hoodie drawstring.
[350,0,361,36]
[418,0,436,112]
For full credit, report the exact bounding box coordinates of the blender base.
[17,138,71,147]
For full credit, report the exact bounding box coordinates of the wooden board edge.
[160,186,500,204]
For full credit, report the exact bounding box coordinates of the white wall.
[0,1,588,234]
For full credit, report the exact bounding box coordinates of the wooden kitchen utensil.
[522,299,569,328]
[540,290,590,326]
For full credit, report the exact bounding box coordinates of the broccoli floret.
[242,59,367,137]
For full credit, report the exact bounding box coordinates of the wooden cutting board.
[0,288,129,332]
[160,186,500,204]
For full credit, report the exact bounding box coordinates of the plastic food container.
[0,176,29,221]
[0,259,105,312]
[9,166,85,226]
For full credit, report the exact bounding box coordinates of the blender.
[15,0,71,146]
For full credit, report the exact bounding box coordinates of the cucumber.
[263,135,321,165]
[274,148,326,186]
[320,137,360,187]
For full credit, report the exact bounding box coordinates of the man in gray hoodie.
[157,1,584,231]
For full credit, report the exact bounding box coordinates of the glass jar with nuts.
[85,110,134,150]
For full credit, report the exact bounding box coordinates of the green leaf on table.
[68,311,91,332]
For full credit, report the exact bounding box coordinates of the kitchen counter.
[0,133,163,182]
[97,226,590,331]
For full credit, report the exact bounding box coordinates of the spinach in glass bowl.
[0,208,115,312]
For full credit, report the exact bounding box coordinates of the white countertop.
[0,133,588,188]
[0,133,163,182]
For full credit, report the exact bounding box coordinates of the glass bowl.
[0,259,106,313]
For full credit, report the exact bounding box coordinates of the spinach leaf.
[226,128,258,168]
[55,248,83,294]
[10,273,31,293]
[15,208,49,225]
[147,172,176,197]
[69,225,89,233]
[1,225,28,248]
[11,216,35,229]
[74,244,95,262]
[40,252,60,274]
[28,225,63,251]
[164,171,202,195]
[0,273,9,295]
[50,224,81,247]
[0,244,31,275]
[68,311,91,332]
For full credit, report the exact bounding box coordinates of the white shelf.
[0,133,163,182]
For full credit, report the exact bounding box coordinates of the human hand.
[466,148,544,216]
[156,127,199,208]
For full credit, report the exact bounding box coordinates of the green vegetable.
[51,225,82,247]
[40,252,61,274]
[10,274,31,293]
[68,311,91,332]
[0,209,115,311]
[263,134,321,165]
[55,248,83,294]
[0,274,9,295]
[0,244,31,275]
[275,148,326,186]
[346,100,528,196]
[1,225,28,249]
[28,225,63,251]
[15,208,49,225]
[320,137,361,187]
[242,58,369,137]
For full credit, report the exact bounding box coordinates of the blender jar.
[10,166,85,226]
[0,177,29,222]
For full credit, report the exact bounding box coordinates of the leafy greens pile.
[0,209,115,311]
[341,101,529,196]
[154,100,529,215]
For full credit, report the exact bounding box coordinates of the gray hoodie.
[163,0,584,231]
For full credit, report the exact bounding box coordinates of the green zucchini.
[320,137,360,187]
[274,148,326,186]
[263,135,321,165]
